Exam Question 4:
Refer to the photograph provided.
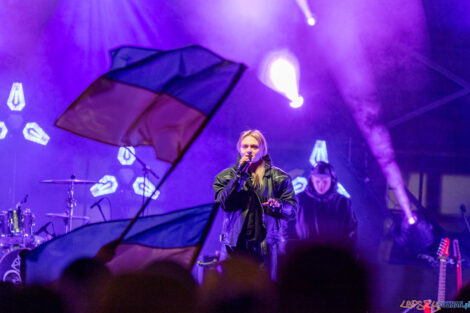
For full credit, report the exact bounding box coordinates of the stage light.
[295,0,316,27]
[290,96,304,108]
[307,17,316,26]
[23,122,50,145]
[7,83,26,111]
[292,176,308,194]
[133,177,160,200]
[260,51,303,108]
[90,175,119,197]
[117,146,136,165]
[309,139,328,167]
[408,216,417,225]
[0,122,7,139]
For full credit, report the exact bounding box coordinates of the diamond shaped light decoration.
[0,122,8,139]
[309,139,328,167]
[7,82,26,111]
[292,176,308,194]
[117,146,136,165]
[90,175,119,197]
[132,177,160,200]
[23,122,50,145]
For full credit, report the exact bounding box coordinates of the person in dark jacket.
[213,130,298,278]
[296,161,357,248]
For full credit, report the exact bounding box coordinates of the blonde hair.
[237,130,268,189]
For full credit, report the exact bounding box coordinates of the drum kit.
[0,175,98,283]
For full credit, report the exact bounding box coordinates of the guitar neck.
[438,260,447,302]
[457,261,462,290]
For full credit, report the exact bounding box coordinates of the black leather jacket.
[213,154,298,249]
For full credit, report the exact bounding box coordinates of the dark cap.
[311,161,333,178]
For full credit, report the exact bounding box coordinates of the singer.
[213,129,297,278]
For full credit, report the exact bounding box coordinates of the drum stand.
[42,175,91,233]
[65,181,77,233]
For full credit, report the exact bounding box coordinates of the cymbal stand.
[125,148,160,216]
[65,177,77,233]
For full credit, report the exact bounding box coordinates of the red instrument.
[437,237,450,302]
[453,239,462,291]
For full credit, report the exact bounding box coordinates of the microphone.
[90,198,105,209]
[238,152,253,174]
[35,221,52,236]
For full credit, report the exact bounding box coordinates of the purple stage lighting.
[132,177,159,200]
[260,51,303,108]
[117,146,136,166]
[6,83,26,111]
[90,175,118,197]
[307,17,316,26]
[309,139,329,166]
[295,0,316,27]
[0,122,7,139]
[292,176,308,194]
[23,122,50,145]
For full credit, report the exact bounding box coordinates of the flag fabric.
[55,45,245,163]
[23,204,215,285]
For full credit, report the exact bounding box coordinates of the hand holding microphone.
[238,151,253,174]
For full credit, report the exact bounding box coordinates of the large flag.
[23,204,216,285]
[55,45,246,163]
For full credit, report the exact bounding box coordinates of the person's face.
[239,136,263,162]
[311,175,332,195]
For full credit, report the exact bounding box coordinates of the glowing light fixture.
[133,177,160,200]
[309,140,328,167]
[90,175,119,197]
[117,146,136,165]
[0,122,8,139]
[307,17,316,26]
[295,0,317,27]
[292,176,308,194]
[260,50,303,108]
[337,182,351,199]
[408,216,417,225]
[23,122,50,145]
[7,83,26,111]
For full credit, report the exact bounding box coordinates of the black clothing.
[214,154,298,278]
[296,180,357,247]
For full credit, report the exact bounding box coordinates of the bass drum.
[0,248,29,284]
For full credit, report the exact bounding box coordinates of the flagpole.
[116,64,246,243]
[189,203,219,268]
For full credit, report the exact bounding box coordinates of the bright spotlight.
[408,216,417,225]
[290,96,304,108]
[295,0,316,27]
[259,50,303,108]
[307,17,316,26]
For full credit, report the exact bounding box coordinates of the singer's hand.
[238,153,252,173]
[262,198,280,208]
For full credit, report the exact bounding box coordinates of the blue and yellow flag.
[56,45,245,163]
[24,204,216,284]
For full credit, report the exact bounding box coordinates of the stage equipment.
[41,175,94,232]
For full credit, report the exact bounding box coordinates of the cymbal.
[40,179,99,185]
[46,213,90,220]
